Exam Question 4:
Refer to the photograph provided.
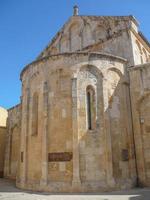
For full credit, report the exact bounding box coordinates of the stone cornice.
[128,62,150,71]
[8,104,21,111]
[20,52,127,80]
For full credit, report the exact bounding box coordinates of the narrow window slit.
[87,91,92,130]
[86,85,96,131]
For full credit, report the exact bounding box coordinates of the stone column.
[4,127,11,177]
[103,79,115,187]
[8,134,12,176]
[40,82,48,186]
[129,75,146,185]
[21,88,30,186]
[71,78,81,189]
[135,108,146,184]
[122,82,136,179]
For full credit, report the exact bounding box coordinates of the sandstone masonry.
[3,7,150,192]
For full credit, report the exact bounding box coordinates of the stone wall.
[4,104,21,180]
[38,16,135,59]
[17,52,136,192]
[129,63,150,186]
[130,32,150,65]
[0,127,7,177]
[37,16,150,66]
[3,13,150,192]
[0,107,8,177]
[0,107,8,127]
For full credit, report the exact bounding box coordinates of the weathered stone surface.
[0,107,7,178]
[4,104,21,180]
[129,63,150,186]
[16,51,137,192]
[2,11,150,193]
[0,107,8,127]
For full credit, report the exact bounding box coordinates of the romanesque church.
[0,6,150,192]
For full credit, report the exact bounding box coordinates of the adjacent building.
[0,107,8,177]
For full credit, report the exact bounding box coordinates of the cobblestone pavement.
[0,178,150,200]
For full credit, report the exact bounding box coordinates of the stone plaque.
[145,125,150,133]
[48,152,72,162]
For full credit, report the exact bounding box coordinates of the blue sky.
[0,0,150,109]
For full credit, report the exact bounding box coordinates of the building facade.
[3,8,150,192]
[0,107,8,178]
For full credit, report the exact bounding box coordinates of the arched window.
[32,93,38,136]
[86,86,96,130]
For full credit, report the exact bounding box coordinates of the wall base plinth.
[16,178,136,193]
